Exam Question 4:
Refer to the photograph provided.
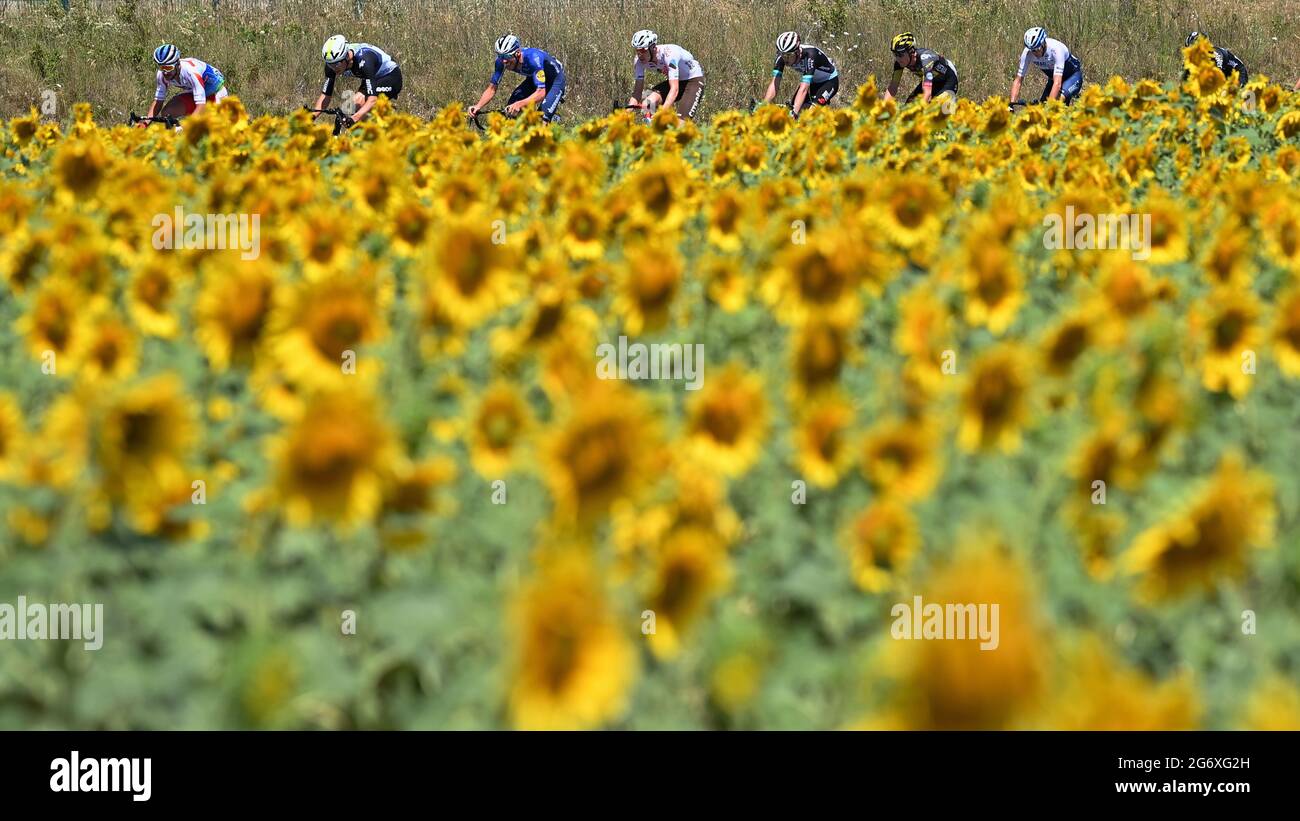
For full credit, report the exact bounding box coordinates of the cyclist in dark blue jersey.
[468,35,567,123]
[1183,32,1248,87]
[312,34,402,125]
[763,31,839,117]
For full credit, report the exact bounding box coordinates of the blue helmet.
[153,44,180,67]
[1023,27,1047,51]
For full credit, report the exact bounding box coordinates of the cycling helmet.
[632,30,658,50]
[1024,27,1047,51]
[777,31,801,55]
[1185,31,1205,48]
[495,34,522,57]
[891,32,916,53]
[322,35,349,64]
[153,44,180,67]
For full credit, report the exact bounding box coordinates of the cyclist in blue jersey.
[469,35,567,122]
[138,44,228,126]
[312,35,402,126]
[763,31,839,117]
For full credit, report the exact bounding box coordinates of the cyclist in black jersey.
[884,33,958,105]
[763,32,840,117]
[1183,32,1248,87]
[312,35,403,125]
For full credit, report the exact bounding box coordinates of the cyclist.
[628,30,705,121]
[1009,26,1083,106]
[1183,31,1248,87]
[138,44,227,127]
[883,32,958,105]
[763,31,839,117]
[312,35,402,126]
[468,35,566,122]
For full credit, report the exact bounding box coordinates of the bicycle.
[468,106,519,132]
[611,100,655,124]
[303,106,354,136]
[129,112,180,128]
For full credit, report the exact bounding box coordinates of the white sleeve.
[634,57,645,80]
[155,71,167,101]
[1016,49,1029,77]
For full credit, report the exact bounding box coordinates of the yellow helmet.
[891,32,916,53]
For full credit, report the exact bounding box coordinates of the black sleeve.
[321,65,337,97]
[773,53,784,75]
[354,51,381,97]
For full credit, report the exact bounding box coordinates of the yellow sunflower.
[93,373,197,516]
[1043,636,1199,730]
[541,383,665,527]
[859,415,943,502]
[1188,288,1261,399]
[194,260,278,370]
[1122,451,1276,600]
[685,364,769,477]
[266,389,401,529]
[643,525,732,659]
[466,382,534,479]
[269,267,389,393]
[508,550,636,730]
[842,499,920,594]
[958,344,1032,453]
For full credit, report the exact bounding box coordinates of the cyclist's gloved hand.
[342,115,356,129]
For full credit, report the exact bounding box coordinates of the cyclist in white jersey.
[139,44,227,126]
[628,30,705,120]
[1009,26,1083,106]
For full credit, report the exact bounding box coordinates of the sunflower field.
[2,42,1300,730]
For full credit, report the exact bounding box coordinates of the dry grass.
[2,0,1298,122]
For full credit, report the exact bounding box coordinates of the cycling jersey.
[322,43,400,98]
[492,47,564,89]
[773,45,838,84]
[1213,46,1248,85]
[634,44,704,82]
[892,47,957,86]
[1017,38,1078,78]
[155,57,225,104]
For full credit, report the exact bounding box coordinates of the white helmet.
[322,34,349,63]
[495,34,521,56]
[1023,27,1047,51]
[776,31,801,55]
[632,29,658,49]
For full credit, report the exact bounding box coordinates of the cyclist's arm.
[470,84,498,115]
[662,75,681,109]
[884,65,902,101]
[792,76,812,112]
[508,65,549,113]
[764,57,782,102]
[1009,49,1029,102]
[472,59,505,114]
[630,59,646,106]
[1047,73,1064,100]
[351,53,382,121]
[146,72,165,119]
[1295,77,1300,91]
